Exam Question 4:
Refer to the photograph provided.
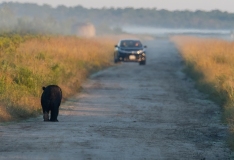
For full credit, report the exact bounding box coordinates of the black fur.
[41,85,62,122]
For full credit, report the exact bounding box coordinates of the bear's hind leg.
[50,106,59,122]
[43,112,49,121]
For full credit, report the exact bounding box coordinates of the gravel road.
[0,39,233,160]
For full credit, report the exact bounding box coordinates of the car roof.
[120,39,141,42]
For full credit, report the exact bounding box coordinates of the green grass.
[171,36,234,150]
[0,34,115,121]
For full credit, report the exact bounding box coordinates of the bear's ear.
[42,87,46,90]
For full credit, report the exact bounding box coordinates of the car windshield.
[120,40,142,48]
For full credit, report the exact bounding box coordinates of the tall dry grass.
[171,36,234,148]
[0,35,114,121]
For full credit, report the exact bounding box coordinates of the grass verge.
[171,36,234,150]
[0,34,115,122]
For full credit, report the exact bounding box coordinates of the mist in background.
[0,2,234,38]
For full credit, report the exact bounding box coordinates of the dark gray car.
[114,39,147,65]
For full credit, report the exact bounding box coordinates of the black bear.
[41,85,62,122]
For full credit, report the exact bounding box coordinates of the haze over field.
[0,1,233,40]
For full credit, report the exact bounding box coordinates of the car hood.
[119,47,144,51]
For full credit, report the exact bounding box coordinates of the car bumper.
[118,53,146,62]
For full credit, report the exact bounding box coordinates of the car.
[114,39,147,65]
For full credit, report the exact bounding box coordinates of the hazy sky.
[1,0,234,12]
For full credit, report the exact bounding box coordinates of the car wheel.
[114,58,118,63]
[114,53,119,63]
[139,60,146,65]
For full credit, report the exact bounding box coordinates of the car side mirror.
[115,45,118,48]
[144,45,147,48]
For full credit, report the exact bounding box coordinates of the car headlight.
[137,50,144,54]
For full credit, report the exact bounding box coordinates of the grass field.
[171,36,234,149]
[0,34,114,121]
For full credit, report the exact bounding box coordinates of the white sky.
[1,0,234,13]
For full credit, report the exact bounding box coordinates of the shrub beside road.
[0,34,114,121]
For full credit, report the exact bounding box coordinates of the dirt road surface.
[0,39,233,160]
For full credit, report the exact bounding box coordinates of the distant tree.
[0,2,234,35]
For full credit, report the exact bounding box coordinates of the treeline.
[0,2,234,35]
